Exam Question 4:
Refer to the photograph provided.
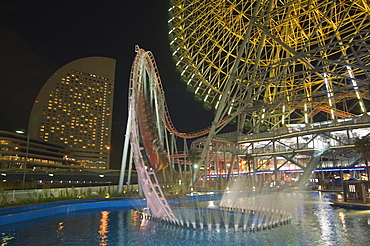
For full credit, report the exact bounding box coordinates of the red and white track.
[128,47,176,220]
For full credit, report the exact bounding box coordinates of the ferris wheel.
[168,0,370,133]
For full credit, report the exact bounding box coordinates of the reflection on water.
[131,210,144,229]
[0,233,14,245]
[56,222,64,243]
[1,192,370,245]
[99,211,110,246]
[338,211,347,232]
[314,196,337,243]
[57,222,64,230]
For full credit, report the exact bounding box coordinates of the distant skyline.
[0,1,216,169]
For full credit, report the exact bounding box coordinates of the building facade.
[28,57,116,169]
[0,130,75,170]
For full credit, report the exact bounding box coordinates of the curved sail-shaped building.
[28,57,116,169]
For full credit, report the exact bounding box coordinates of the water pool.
[1,192,370,245]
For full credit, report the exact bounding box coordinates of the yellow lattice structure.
[168,0,370,131]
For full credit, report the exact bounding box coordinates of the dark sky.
[0,0,216,169]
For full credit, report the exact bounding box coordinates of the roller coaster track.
[164,105,229,139]
[143,50,228,139]
[128,47,176,220]
[127,46,229,220]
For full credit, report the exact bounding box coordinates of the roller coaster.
[119,1,370,218]
[118,46,370,228]
[119,47,296,227]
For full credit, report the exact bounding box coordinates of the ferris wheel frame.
[168,0,370,187]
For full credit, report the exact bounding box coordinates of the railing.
[1,185,140,202]
[239,115,370,142]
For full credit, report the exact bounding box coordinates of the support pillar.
[273,140,278,186]
[118,107,132,193]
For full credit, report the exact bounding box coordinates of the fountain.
[139,176,294,232]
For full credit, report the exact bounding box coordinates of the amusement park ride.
[167,0,370,186]
[118,0,370,231]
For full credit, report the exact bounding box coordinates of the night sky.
[0,1,217,169]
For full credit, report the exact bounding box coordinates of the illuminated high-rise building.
[28,57,116,169]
